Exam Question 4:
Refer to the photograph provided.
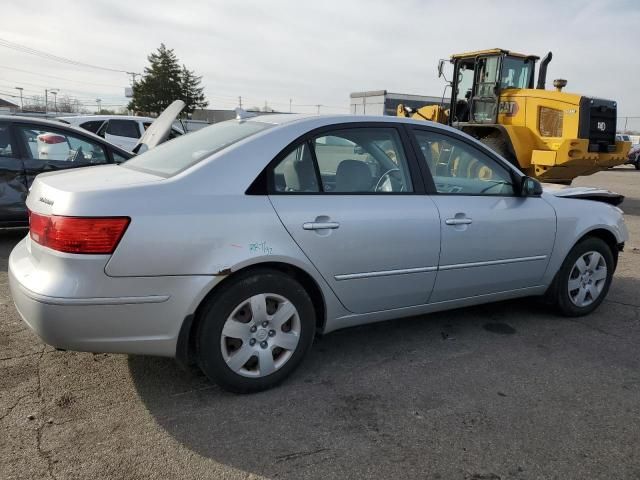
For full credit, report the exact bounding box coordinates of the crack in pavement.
[604,299,640,309]
[565,318,626,340]
[274,448,330,463]
[0,392,33,422]
[0,350,44,362]
[35,349,57,480]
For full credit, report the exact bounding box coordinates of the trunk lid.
[132,100,186,154]
[26,164,163,216]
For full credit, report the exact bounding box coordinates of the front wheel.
[549,237,614,317]
[196,270,316,393]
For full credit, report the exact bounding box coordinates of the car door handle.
[303,222,340,230]
[445,218,473,225]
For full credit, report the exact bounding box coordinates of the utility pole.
[238,96,242,108]
[15,87,23,111]
[289,98,292,113]
[127,72,139,86]
[96,98,102,114]
[51,90,58,113]
[45,89,48,115]
[316,104,321,115]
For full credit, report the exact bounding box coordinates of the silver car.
[9,114,628,393]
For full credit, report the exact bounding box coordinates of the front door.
[14,124,110,189]
[0,122,28,224]
[470,55,500,123]
[411,128,556,303]
[269,126,441,314]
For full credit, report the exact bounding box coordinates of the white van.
[57,115,185,152]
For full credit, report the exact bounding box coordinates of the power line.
[0,65,124,88]
[0,37,137,74]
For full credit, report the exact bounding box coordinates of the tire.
[478,132,518,167]
[549,237,614,317]
[196,270,316,393]
[635,158,640,170]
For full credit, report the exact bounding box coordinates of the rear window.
[122,120,271,176]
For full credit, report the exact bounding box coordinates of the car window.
[0,123,14,158]
[413,130,515,195]
[123,120,272,177]
[15,125,108,164]
[313,128,413,193]
[272,143,319,193]
[112,151,129,163]
[79,120,106,134]
[107,120,140,139]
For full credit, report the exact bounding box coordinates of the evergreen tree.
[128,44,208,115]
[180,65,208,114]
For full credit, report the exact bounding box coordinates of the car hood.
[133,100,185,154]
[542,183,624,206]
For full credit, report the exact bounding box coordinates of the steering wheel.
[374,168,401,192]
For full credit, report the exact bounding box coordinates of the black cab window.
[79,120,106,134]
[0,123,14,158]
[107,120,140,138]
[412,130,515,195]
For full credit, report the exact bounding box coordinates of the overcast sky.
[2,0,639,116]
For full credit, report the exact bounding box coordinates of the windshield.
[500,57,533,89]
[123,120,272,176]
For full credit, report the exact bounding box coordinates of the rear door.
[410,127,556,302]
[14,124,110,188]
[269,124,441,314]
[0,122,28,223]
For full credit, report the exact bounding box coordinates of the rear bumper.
[9,236,220,357]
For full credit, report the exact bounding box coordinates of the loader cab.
[448,49,538,125]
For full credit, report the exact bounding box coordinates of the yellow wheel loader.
[397,49,631,183]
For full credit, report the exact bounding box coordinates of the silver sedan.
[9,114,628,392]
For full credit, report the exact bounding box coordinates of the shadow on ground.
[129,275,640,479]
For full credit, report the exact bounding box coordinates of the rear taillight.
[38,134,66,144]
[29,211,130,254]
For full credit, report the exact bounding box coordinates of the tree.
[180,65,208,114]
[128,44,208,115]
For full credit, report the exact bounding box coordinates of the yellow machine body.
[397,49,630,183]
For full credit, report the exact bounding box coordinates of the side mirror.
[437,59,445,78]
[520,176,543,197]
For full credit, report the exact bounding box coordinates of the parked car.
[626,143,640,170]
[616,134,631,143]
[10,114,628,393]
[0,115,132,227]
[57,115,185,152]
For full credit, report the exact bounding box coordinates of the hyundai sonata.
[9,114,628,392]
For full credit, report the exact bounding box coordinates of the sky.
[1,0,639,116]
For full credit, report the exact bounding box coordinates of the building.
[350,90,449,116]
[191,109,288,124]
[0,98,19,114]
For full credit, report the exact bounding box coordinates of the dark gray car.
[0,115,132,226]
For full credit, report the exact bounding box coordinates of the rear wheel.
[196,270,315,393]
[549,237,614,316]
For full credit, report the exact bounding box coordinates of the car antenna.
[235,107,257,121]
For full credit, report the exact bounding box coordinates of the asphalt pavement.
[1,167,640,480]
